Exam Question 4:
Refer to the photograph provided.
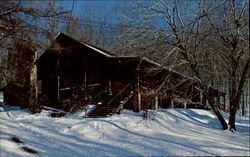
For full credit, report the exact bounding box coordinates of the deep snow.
[0,104,249,157]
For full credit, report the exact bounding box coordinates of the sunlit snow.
[0,104,249,156]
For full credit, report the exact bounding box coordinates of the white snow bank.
[0,106,249,157]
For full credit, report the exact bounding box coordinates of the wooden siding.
[37,32,225,110]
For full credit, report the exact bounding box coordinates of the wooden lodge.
[36,32,225,116]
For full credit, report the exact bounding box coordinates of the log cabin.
[36,32,225,116]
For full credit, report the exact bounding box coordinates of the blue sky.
[62,1,126,24]
[61,0,181,28]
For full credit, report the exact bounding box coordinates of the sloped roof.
[55,32,117,57]
[37,32,225,96]
[140,57,226,96]
[37,32,116,62]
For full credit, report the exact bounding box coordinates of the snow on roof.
[142,57,162,67]
[142,57,195,81]
[55,32,62,40]
[53,32,116,57]
[82,43,112,57]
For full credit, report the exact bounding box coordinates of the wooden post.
[57,59,60,102]
[200,92,205,109]
[33,51,38,100]
[138,93,141,112]
[184,102,187,109]
[223,95,226,111]
[84,56,87,98]
[136,58,142,112]
[171,99,174,108]
[155,96,158,110]
[108,79,112,95]
[58,76,60,102]
[200,92,203,103]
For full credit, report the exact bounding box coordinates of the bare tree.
[65,3,119,51]
[0,0,69,110]
[119,0,249,131]
[0,0,69,43]
[205,0,249,132]
[0,0,69,85]
[120,0,230,129]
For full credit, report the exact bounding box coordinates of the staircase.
[86,82,133,117]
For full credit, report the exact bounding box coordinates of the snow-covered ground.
[0,104,249,157]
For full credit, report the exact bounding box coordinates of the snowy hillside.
[0,104,249,157]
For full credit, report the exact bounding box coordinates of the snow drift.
[0,104,249,156]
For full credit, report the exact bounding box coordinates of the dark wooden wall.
[37,34,139,107]
[37,33,225,110]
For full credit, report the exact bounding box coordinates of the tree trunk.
[228,83,237,133]
[242,92,245,116]
[228,91,242,132]
[227,57,249,133]
[205,93,228,130]
[211,104,228,130]
[229,99,238,133]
